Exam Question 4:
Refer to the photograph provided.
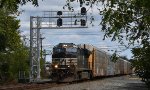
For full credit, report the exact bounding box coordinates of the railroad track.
[0,75,130,90]
[0,79,90,89]
[0,82,59,90]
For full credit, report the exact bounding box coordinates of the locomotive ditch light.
[54,65,58,68]
[63,45,67,47]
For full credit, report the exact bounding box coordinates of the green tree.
[0,0,38,12]
[67,0,150,86]
[0,10,29,83]
[67,0,150,44]
[132,39,150,86]
[0,0,39,83]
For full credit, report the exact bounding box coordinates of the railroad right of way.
[44,75,148,90]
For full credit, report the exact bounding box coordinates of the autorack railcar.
[50,43,132,82]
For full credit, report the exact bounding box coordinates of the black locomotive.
[50,43,92,82]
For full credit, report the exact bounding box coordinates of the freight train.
[50,43,132,82]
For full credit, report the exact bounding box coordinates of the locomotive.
[50,43,132,82]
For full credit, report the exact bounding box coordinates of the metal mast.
[30,10,88,82]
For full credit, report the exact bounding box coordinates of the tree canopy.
[0,10,29,83]
[67,0,150,45]
[0,0,38,10]
[0,0,39,83]
[67,0,150,86]
[132,39,150,86]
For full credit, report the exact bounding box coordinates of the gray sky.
[18,0,133,61]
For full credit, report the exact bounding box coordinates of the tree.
[0,9,20,82]
[0,0,38,11]
[66,0,150,45]
[0,9,30,83]
[0,0,39,83]
[67,0,150,86]
[132,39,150,86]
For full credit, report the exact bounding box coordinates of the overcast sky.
[18,0,133,61]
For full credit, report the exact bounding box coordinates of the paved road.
[44,75,148,90]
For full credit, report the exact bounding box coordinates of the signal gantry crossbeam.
[30,10,88,82]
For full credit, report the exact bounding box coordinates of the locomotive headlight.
[54,65,58,68]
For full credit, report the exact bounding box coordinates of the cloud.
[18,0,133,59]
[19,0,65,11]
[19,21,30,29]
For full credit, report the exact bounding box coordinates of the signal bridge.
[30,8,88,82]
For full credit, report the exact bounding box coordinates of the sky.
[18,0,133,61]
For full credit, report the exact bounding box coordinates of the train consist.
[50,43,132,82]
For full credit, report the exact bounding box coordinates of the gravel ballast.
[44,75,148,90]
